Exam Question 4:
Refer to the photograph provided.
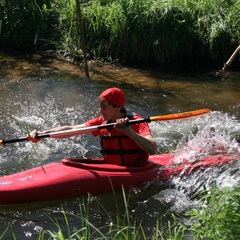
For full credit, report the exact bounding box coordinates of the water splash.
[152,111,239,162]
[174,112,239,162]
[151,111,240,213]
[152,189,196,213]
[1,90,96,169]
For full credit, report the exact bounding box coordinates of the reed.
[1,186,239,239]
[2,0,52,50]
[38,188,150,239]
[80,0,239,65]
[186,186,240,239]
[38,186,240,239]
[36,188,187,239]
[2,0,239,65]
[53,0,80,57]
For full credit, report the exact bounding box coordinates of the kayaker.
[28,87,157,166]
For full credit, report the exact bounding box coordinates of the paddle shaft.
[0,109,211,145]
[0,118,150,145]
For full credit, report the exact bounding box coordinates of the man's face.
[99,100,119,121]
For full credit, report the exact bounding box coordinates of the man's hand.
[27,130,41,143]
[115,117,131,132]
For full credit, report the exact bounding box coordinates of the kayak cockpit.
[61,158,156,172]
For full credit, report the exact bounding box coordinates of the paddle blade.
[150,109,211,122]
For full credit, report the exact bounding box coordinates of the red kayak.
[0,153,239,205]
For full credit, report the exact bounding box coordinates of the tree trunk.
[75,0,89,78]
[222,45,240,71]
[0,0,6,37]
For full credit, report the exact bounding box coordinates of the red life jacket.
[99,113,149,166]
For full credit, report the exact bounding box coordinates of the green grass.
[1,186,240,239]
[37,186,240,240]
[2,0,239,66]
[38,188,154,239]
[79,0,240,65]
[186,186,240,239]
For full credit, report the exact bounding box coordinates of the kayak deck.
[0,158,160,205]
[0,153,239,205]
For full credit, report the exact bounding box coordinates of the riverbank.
[1,50,239,88]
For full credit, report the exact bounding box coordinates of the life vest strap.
[100,149,144,155]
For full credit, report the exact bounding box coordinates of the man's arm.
[115,118,157,154]
[28,124,87,142]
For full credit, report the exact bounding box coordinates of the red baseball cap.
[99,87,125,107]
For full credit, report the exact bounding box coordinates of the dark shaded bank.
[1,49,239,83]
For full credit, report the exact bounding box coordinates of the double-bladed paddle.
[0,109,211,146]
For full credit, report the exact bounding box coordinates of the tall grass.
[80,0,240,65]
[38,188,156,239]
[189,0,239,61]
[2,0,240,65]
[186,186,240,239]
[36,187,187,240]
[1,186,239,239]
[2,0,52,51]
[53,0,80,57]
[81,0,198,64]
[36,186,240,239]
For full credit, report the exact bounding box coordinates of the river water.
[0,52,240,239]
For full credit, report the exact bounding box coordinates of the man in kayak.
[28,87,157,166]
